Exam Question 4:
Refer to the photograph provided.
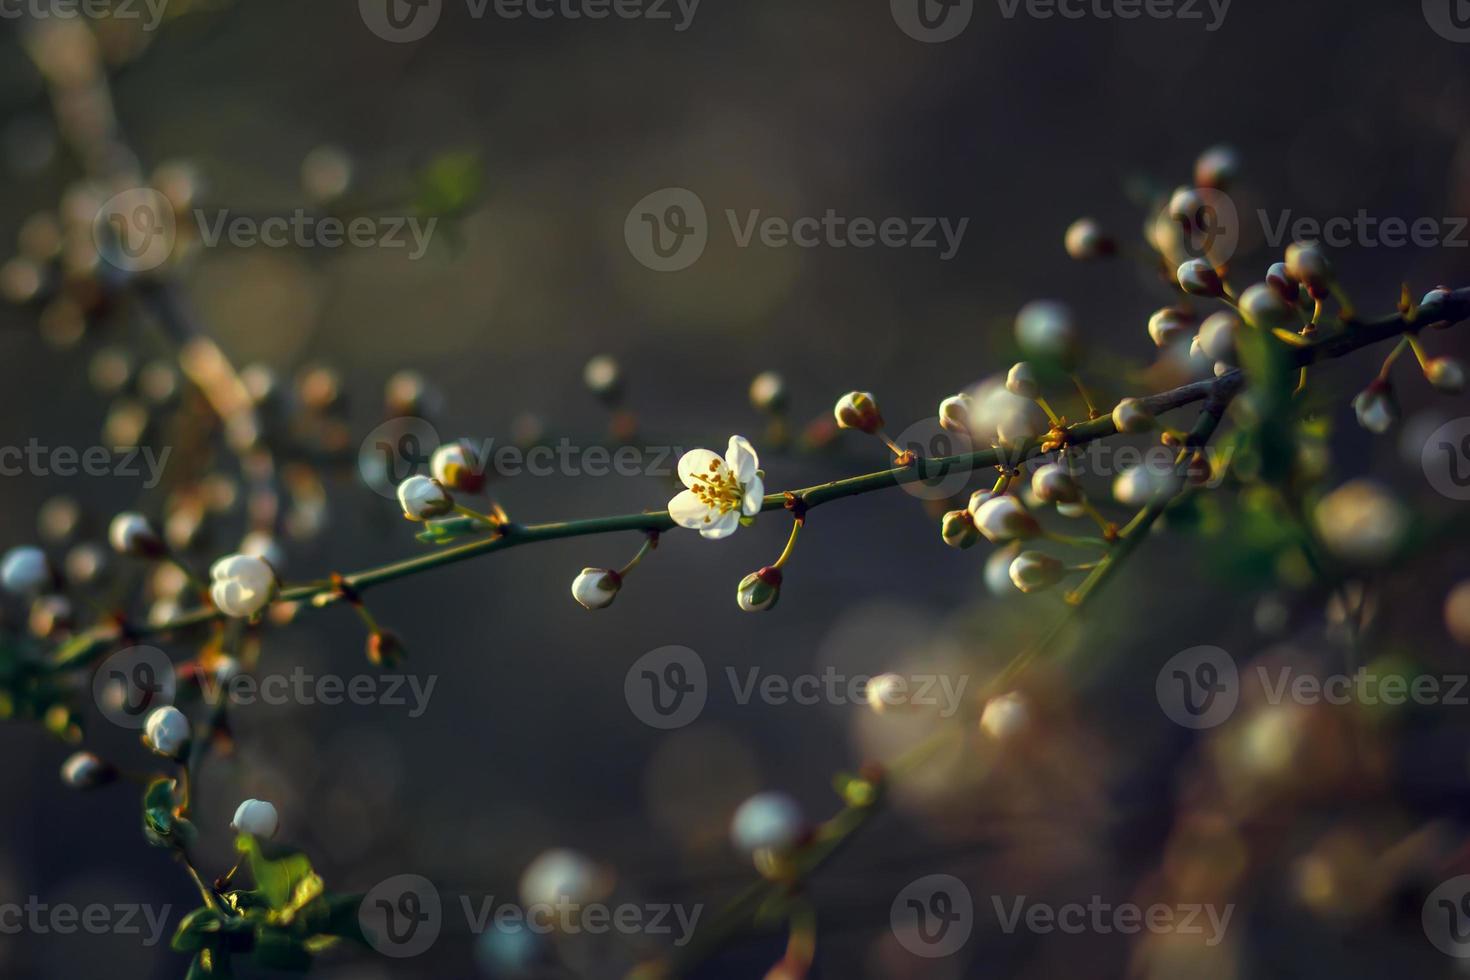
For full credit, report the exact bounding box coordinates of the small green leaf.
[236,835,315,911]
[251,927,313,971]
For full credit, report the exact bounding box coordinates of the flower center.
[690,461,744,519]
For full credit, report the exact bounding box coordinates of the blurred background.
[0,0,1469,976]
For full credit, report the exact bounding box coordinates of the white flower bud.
[1056,501,1086,518]
[239,530,285,573]
[749,371,788,413]
[1014,300,1079,365]
[1194,311,1240,364]
[1005,362,1040,400]
[1422,287,1453,310]
[143,705,190,759]
[980,692,1030,739]
[60,751,113,790]
[1176,259,1223,298]
[1008,551,1063,593]
[1239,282,1294,330]
[833,391,883,434]
[0,546,50,595]
[431,440,487,493]
[1030,463,1081,504]
[230,798,280,838]
[1147,307,1195,348]
[1110,397,1155,433]
[520,849,605,908]
[937,393,971,434]
[208,553,277,619]
[1193,145,1240,190]
[940,510,980,550]
[583,355,622,399]
[570,567,621,610]
[967,489,995,522]
[396,475,453,521]
[1426,357,1466,394]
[985,543,1021,595]
[1352,382,1397,434]
[1166,187,1205,228]
[866,673,910,714]
[108,512,163,558]
[730,792,804,856]
[1285,241,1332,297]
[1266,261,1299,303]
[1113,463,1182,507]
[972,495,1040,543]
[1314,479,1409,566]
[1064,218,1115,261]
[736,567,783,612]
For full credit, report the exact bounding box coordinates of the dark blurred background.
[0,0,1469,977]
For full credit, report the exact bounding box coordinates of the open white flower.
[209,553,277,618]
[668,436,764,540]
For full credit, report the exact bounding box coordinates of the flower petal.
[741,475,765,516]
[668,489,715,529]
[725,435,759,484]
[677,449,727,489]
[698,511,741,540]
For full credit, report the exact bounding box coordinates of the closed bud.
[571,567,622,610]
[1008,551,1063,593]
[1111,397,1155,433]
[940,509,979,550]
[972,495,1040,543]
[1285,242,1332,297]
[1352,381,1397,434]
[431,439,487,494]
[1239,283,1294,330]
[1064,218,1115,261]
[60,751,114,790]
[1194,145,1241,191]
[1266,261,1300,304]
[1167,187,1205,228]
[583,355,622,400]
[1113,463,1182,507]
[980,691,1030,739]
[143,705,190,759]
[1005,361,1040,399]
[833,391,883,434]
[1194,311,1240,364]
[1148,307,1195,347]
[108,512,164,558]
[1014,300,1080,366]
[749,371,788,413]
[731,791,805,856]
[737,567,783,612]
[208,554,278,619]
[937,393,971,434]
[967,488,996,522]
[230,798,280,839]
[396,475,453,521]
[1426,357,1466,394]
[1,546,51,596]
[367,629,406,668]
[1030,462,1081,504]
[1176,259,1223,297]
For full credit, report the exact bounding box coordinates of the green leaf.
[251,927,313,971]
[415,150,482,220]
[142,778,181,848]
[236,835,315,911]
[172,907,225,952]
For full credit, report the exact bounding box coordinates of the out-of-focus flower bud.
[730,792,805,856]
[937,393,971,434]
[1239,282,1294,330]
[367,629,406,668]
[1005,362,1040,399]
[1008,551,1063,593]
[108,512,164,558]
[1111,397,1155,433]
[1031,462,1081,504]
[431,439,487,494]
[1285,242,1332,298]
[1113,463,1182,507]
[1194,145,1241,190]
[1148,307,1195,347]
[980,691,1030,739]
[1176,259,1223,298]
[1014,300,1079,366]
[972,495,1040,543]
[60,751,114,789]
[1,546,51,595]
[1064,218,1115,261]
[1351,381,1397,434]
[866,673,910,714]
[1313,479,1409,566]
[1266,262,1299,304]
[1426,357,1466,394]
[749,371,788,413]
[583,355,622,400]
[1194,311,1240,365]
